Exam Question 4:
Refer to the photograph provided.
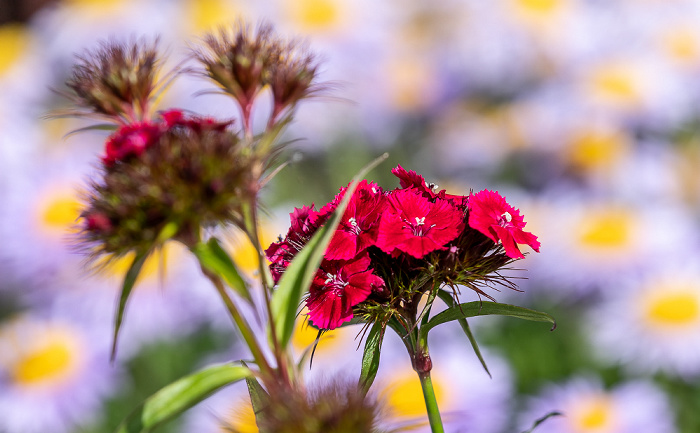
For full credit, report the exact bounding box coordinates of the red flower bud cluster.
[267,166,540,330]
[101,110,234,167]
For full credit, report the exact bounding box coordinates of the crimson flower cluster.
[101,109,231,166]
[267,166,541,330]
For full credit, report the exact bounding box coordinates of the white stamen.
[502,212,512,222]
[349,217,358,227]
[371,187,377,194]
[415,217,426,226]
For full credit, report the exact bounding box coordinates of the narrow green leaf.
[420,301,556,342]
[359,321,385,395]
[270,153,389,348]
[191,238,252,303]
[62,123,118,139]
[111,250,149,361]
[436,290,490,377]
[521,411,563,433]
[116,363,251,433]
[246,376,269,427]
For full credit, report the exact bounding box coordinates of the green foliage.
[115,363,251,433]
[420,301,555,340]
[359,321,385,395]
[436,290,491,377]
[192,237,251,303]
[111,250,149,361]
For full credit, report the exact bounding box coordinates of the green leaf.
[521,411,563,433]
[436,290,490,377]
[62,123,118,139]
[270,153,389,349]
[420,301,556,343]
[111,250,149,361]
[246,376,269,428]
[359,321,385,395]
[115,363,251,433]
[191,237,252,303]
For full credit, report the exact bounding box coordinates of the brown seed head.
[66,39,161,122]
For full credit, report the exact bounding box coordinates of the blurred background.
[1,0,700,432]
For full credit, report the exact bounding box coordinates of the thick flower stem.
[418,370,445,433]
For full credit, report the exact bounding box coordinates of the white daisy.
[588,263,700,378]
[525,192,697,299]
[0,314,119,433]
[518,377,676,433]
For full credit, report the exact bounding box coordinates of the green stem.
[418,371,445,433]
[241,201,291,385]
[204,270,275,380]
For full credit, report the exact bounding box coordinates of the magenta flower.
[325,180,387,261]
[376,188,465,259]
[468,190,540,259]
[266,205,326,283]
[392,165,468,209]
[306,254,384,329]
[102,122,162,166]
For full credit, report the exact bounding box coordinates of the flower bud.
[66,39,160,121]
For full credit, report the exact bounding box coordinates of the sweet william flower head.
[391,164,468,208]
[324,180,387,261]
[101,121,162,166]
[267,204,329,283]
[307,253,385,330]
[376,188,464,259]
[468,189,540,259]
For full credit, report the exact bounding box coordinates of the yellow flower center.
[186,0,239,32]
[577,210,632,251]
[12,341,75,385]
[40,194,82,234]
[96,243,183,284]
[384,373,445,419]
[288,0,341,33]
[588,63,641,107]
[387,58,434,111]
[0,23,28,75]
[662,28,699,63]
[571,397,614,431]
[515,0,562,14]
[567,128,629,170]
[645,290,699,328]
[222,399,258,433]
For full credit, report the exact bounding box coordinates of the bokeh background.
[2,0,700,432]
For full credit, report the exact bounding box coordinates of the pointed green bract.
[420,301,556,342]
[359,321,385,395]
[115,363,251,433]
[192,237,252,303]
[269,153,389,349]
[521,411,563,433]
[111,250,149,361]
[246,376,269,428]
[436,290,491,377]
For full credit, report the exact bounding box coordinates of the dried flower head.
[266,39,322,122]
[192,21,322,129]
[249,379,386,433]
[193,22,276,118]
[65,39,163,122]
[78,110,252,262]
